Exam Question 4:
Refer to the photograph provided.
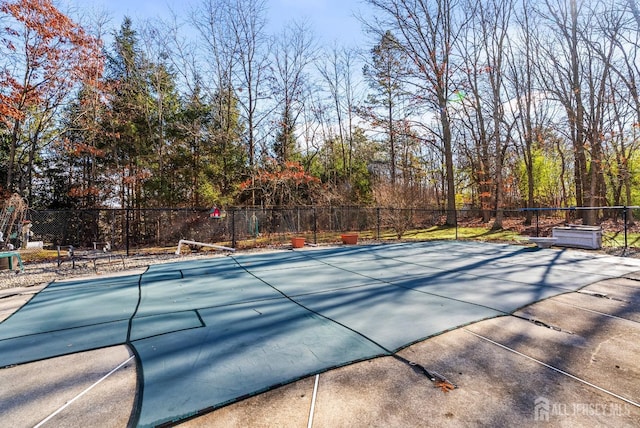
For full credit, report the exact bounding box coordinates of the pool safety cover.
[2,241,639,426]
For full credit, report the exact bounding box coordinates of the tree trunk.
[441,99,457,226]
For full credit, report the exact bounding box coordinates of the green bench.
[0,251,24,272]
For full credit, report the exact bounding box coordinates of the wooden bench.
[0,251,24,272]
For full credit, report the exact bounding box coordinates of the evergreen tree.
[210,82,247,203]
[102,17,154,209]
[361,31,410,186]
[273,108,298,164]
[168,86,212,206]
[169,82,246,207]
[142,60,182,207]
[46,83,108,209]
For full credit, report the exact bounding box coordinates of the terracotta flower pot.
[341,234,358,245]
[291,237,305,248]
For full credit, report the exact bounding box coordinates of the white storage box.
[552,225,602,250]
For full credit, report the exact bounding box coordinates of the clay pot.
[291,237,305,248]
[341,234,358,245]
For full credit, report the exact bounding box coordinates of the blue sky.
[64,0,367,47]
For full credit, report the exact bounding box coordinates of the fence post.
[623,206,628,252]
[125,208,130,257]
[313,207,317,244]
[454,209,458,240]
[231,209,236,248]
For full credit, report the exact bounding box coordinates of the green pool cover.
[2,241,640,427]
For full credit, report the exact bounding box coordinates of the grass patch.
[372,226,525,242]
[18,249,59,263]
[603,231,640,247]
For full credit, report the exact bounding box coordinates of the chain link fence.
[3,205,640,267]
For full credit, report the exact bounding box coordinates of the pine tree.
[361,31,409,186]
[102,17,153,209]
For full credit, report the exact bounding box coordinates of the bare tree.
[629,0,640,27]
[316,45,362,188]
[229,0,271,172]
[191,0,273,206]
[455,0,515,228]
[508,0,535,223]
[362,0,466,225]
[535,0,615,224]
[598,0,640,223]
[270,20,317,164]
[503,0,558,224]
[482,0,514,229]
